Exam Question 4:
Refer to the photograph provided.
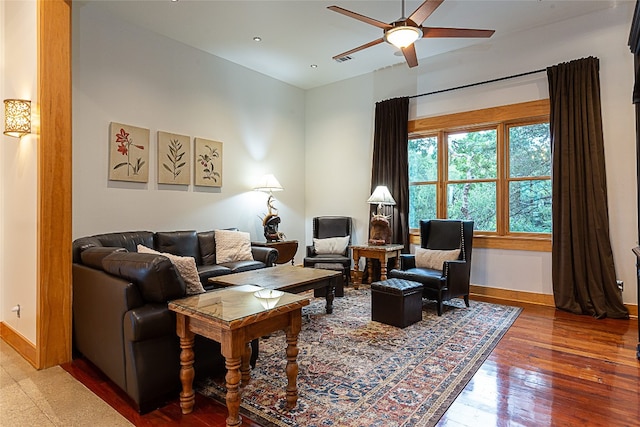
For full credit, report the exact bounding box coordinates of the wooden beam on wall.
[36,0,72,368]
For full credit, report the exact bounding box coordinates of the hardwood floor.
[62,301,639,427]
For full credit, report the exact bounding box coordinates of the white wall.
[306,3,638,305]
[1,0,38,343]
[304,73,376,250]
[73,4,307,260]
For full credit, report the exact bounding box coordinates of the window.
[408,100,551,251]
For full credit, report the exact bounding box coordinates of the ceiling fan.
[328,0,495,68]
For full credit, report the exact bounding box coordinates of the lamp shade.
[4,99,31,138]
[254,174,283,192]
[384,26,422,49]
[367,186,396,206]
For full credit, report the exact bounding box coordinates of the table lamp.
[254,174,284,242]
[367,185,396,245]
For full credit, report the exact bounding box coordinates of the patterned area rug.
[197,287,521,427]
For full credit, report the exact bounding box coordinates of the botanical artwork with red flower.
[194,138,223,187]
[109,122,149,183]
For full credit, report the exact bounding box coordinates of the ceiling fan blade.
[328,5,392,30]
[422,27,495,38]
[408,0,444,26]
[332,38,385,60]
[402,44,419,68]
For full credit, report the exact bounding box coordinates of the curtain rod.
[408,68,547,99]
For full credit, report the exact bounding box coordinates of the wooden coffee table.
[169,285,309,427]
[209,265,341,314]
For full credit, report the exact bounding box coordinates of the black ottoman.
[371,278,423,328]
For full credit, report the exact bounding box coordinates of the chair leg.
[436,289,444,316]
[464,295,470,307]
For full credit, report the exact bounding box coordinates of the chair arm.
[306,245,315,257]
[251,246,278,266]
[399,254,416,270]
[443,260,470,293]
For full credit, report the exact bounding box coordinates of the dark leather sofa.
[71,230,278,413]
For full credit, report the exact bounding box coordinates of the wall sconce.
[4,99,31,138]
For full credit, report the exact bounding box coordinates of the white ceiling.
[81,0,623,90]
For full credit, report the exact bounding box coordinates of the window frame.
[408,99,551,252]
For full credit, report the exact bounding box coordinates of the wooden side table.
[252,240,298,265]
[168,285,309,426]
[350,244,404,289]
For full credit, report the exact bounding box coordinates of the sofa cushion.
[138,245,205,295]
[313,236,350,255]
[415,248,460,270]
[154,231,201,264]
[220,260,267,273]
[197,231,216,266]
[214,229,253,263]
[197,264,233,290]
[80,247,128,270]
[389,267,445,290]
[72,231,154,263]
[102,252,186,302]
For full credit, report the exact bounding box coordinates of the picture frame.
[109,122,149,183]
[194,138,223,187]
[158,131,190,185]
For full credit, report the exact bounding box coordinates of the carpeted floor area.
[198,287,522,427]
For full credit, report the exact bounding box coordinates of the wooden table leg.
[324,279,335,314]
[241,341,251,386]
[367,258,374,283]
[380,254,389,280]
[352,251,361,290]
[284,313,301,410]
[176,315,196,415]
[224,356,243,427]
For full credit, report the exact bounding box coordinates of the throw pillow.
[415,247,461,270]
[313,236,350,255]
[137,244,205,295]
[214,229,254,264]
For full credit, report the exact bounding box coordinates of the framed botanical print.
[158,131,190,185]
[109,122,149,183]
[194,138,223,187]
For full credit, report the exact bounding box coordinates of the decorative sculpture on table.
[263,199,283,242]
[255,174,285,242]
[369,213,392,245]
[367,185,396,245]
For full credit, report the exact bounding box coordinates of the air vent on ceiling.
[334,55,352,63]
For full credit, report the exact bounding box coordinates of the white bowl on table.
[253,289,284,309]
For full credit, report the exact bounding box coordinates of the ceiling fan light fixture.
[384,25,421,49]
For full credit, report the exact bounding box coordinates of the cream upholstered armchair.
[389,219,474,315]
[303,216,352,297]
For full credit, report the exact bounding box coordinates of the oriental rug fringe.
[197,287,521,427]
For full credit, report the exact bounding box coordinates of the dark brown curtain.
[547,57,628,319]
[363,97,409,282]
[370,97,410,251]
